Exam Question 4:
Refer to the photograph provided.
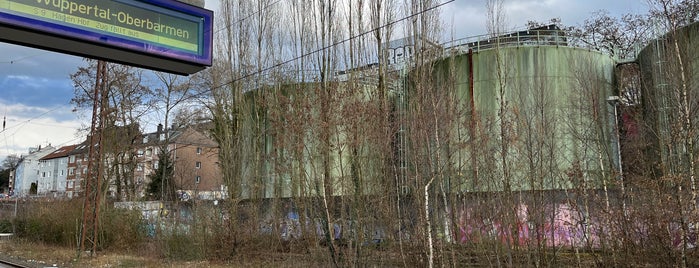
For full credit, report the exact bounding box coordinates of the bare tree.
[639,1,699,266]
[151,72,197,202]
[170,106,211,130]
[71,61,151,201]
[398,1,447,267]
[1,154,20,170]
[570,11,651,59]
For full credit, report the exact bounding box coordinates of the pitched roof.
[71,140,90,155]
[40,144,78,160]
[137,127,217,147]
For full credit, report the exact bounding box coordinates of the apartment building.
[12,145,55,197]
[37,144,77,197]
[65,141,90,199]
[134,125,224,200]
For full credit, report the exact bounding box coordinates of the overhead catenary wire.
[212,0,285,36]
[2,1,453,161]
[0,51,50,64]
[203,0,454,95]
[0,106,74,154]
[0,105,67,134]
[0,105,79,160]
[0,2,287,161]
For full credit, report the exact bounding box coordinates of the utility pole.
[79,60,107,256]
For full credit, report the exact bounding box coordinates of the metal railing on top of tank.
[442,27,586,55]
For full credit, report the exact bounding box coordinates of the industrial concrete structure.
[637,21,699,178]
[429,29,617,192]
[235,26,618,201]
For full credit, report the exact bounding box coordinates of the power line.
[0,105,76,159]
[205,0,454,95]
[0,106,70,140]
[1,0,452,155]
[0,51,49,64]
[213,0,285,36]
[23,121,81,128]
[53,136,83,148]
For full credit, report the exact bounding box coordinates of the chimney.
[157,124,163,133]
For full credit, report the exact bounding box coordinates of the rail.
[0,258,30,268]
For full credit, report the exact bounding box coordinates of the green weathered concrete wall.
[238,45,617,199]
[240,81,388,199]
[638,21,699,176]
[430,45,616,192]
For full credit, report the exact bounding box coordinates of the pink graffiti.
[457,203,598,248]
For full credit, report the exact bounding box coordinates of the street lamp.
[607,95,627,218]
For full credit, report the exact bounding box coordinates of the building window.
[42,172,46,178]
[154,162,159,169]
[195,162,201,169]
[69,168,74,175]
[146,149,152,156]
[196,147,202,154]
[195,176,201,184]
[60,170,64,176]
[137,150,144,157]
[137,164,143,171]
[69,155,75,163]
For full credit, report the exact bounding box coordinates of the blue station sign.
[0,0,213,74]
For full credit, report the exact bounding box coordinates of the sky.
[0,0,649,162]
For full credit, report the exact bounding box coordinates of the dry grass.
[0,239,337,268]
[2,237,694,267]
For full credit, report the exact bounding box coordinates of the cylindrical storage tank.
[637,21,699,177]
[424,45,616,193]
[239,80,390,200]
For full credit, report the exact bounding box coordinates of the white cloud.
[0,101,83,161]
[0,0,649,164]
[0,43,83,80]
[439,0,646,40]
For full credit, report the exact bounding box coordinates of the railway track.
[0,259,29,268]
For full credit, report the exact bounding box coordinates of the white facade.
[12,146,55,197]
[38,155,68,196]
